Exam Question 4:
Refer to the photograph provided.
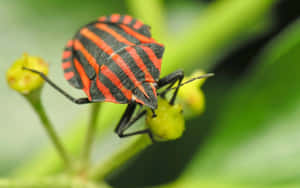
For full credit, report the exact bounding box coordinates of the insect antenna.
[174,73,214,89]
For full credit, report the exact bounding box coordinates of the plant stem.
[0,177,112,188]
[89,135,152,180]
[25,89,72,169]
[81,103,101,168]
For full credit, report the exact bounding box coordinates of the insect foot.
[146,98,185,141]
[6,53,49,95]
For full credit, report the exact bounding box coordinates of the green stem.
[25,89,72,169]
[81,103,101,168]
[89,135,152,180]
[0,177,111,188]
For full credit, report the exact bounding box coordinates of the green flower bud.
[178,70,208,117]
[146,98,185,141]
[6,53,48,95]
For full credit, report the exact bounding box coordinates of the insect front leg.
[157,69,184,105]
[23,67,91,104]
[115,103,154,142]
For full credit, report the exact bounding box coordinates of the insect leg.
[23,67,90,104]
[115,103,154,141]
[114,103,137,134]
[157,69,184,105]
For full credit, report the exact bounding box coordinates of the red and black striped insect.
[24,14,211,140]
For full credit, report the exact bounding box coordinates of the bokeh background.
[1,0,300,187]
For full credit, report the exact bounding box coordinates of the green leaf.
[183,19,300,184]
[162,0,277,73]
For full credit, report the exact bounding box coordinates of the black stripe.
[133,82,157,109]
[103,15,135,26]
[92,15,151,38]
[76,34,108,66]
[83,26,137,90]
[62,47,72,62]
[64,46,72,51]
[128,18,138,28]
[73,49,96,80]
[135,45,160,81]
[62,56,72,63]
[63,67,73,73]
[61,47,83,89]
[128,18,151,38]
[77,32,135,90]
[118,15,125,24]
[99,73,128,103]
[136,25,151,38]
[105,15,112,22]
[89,79,105,102]
[106,24,140,44]
[104,57,137,91]
[117,47,146,82]
[89,24,128,52]
[99,15,151,38]
[63,66,84,89]
[142,43,165,59]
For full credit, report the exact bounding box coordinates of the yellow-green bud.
[6,53,48,95]
[146,98,185,141]
[178,70,207,116]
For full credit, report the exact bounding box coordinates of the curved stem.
[25,89,72,169]
[81,103,101,168]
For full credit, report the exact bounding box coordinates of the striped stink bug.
[24,14,212,141]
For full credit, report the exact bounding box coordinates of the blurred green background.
[1,0,300,187]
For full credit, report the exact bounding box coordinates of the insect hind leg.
[22,67,91,104]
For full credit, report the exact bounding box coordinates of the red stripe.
[122,15,132,24]
[140,46,161,71]
[74,39,100,74]
[94,23,135,46]
[62,51,72,59]
[62,61,71,69]
[125,46,154,82]
[101,65,132,100]
[119,25,163,46]
[73,58,92,100]
[96,75,117,103]
[98,16,106,22]
[80,28,148,97]
[66,40,73,47]
[150,83,157,97]
[133,20,143,30]
[110,14,120,23]
[133,95,145,105]
[64,71,74,80]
